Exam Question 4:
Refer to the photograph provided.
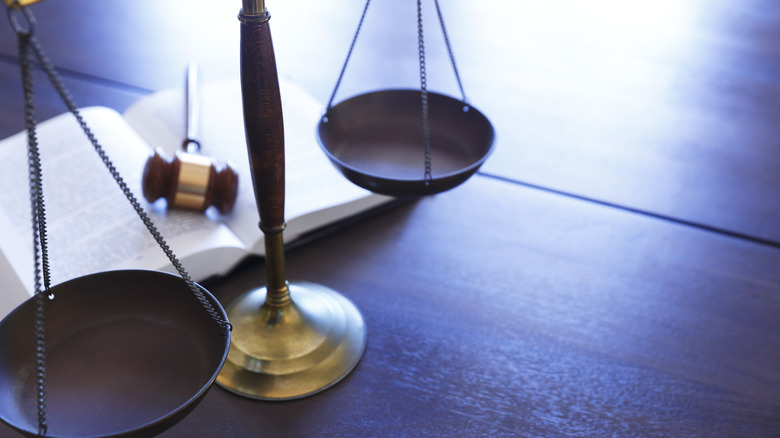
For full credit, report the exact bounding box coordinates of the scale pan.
[0,270,230,438]
[318,89,494,197]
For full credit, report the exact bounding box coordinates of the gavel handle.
[239,1,285,232]
[183,62,201,153]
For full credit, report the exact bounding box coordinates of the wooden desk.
[0,0,778,436]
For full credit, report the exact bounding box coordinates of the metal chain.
[17,23,49,437]
[324,0,372,113]
[433,0,467,106]
[417,0,432,183]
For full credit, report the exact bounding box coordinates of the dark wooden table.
[1,0,779,436]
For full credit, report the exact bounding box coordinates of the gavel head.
[142,149,239,214]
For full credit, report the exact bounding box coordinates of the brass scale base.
[216,282,366,400]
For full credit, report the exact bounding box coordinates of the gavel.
[141,64,239,214]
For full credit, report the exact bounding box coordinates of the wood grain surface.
[186,177,780,437]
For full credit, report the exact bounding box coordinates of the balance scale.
[0,0,493,436]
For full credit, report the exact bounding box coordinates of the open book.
[0,78,393,318]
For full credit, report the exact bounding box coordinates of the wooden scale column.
[215,0,368,400]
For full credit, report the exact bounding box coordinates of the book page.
[0,107,246,308]
[124,77,391,253]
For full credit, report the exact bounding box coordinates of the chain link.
[6,0,34,36]
[434,0,467,106]
[324,0,371,113]
[417,0,432,183]
[17,27,48,437]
